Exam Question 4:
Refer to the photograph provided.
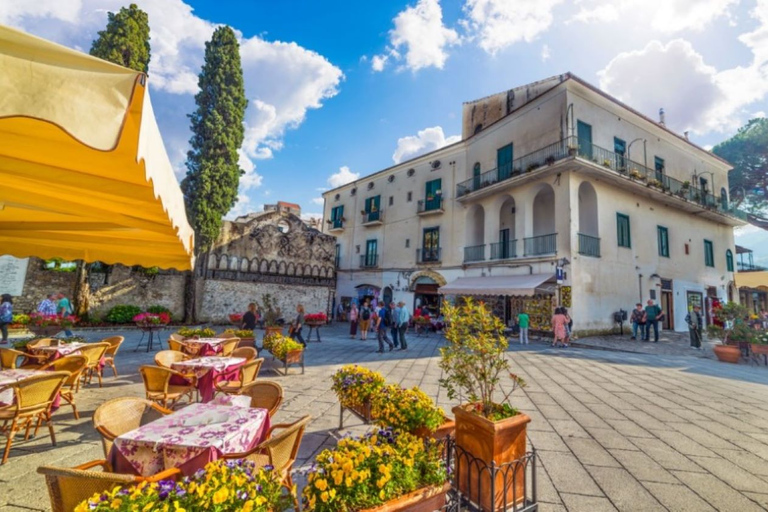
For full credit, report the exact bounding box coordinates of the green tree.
[182,26,247,320]
[712,118,768,214]
[89,3,151,72]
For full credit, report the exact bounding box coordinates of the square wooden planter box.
[268,348,304,375]
[359,483,450,512]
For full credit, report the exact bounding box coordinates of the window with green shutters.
[330,205,344,228]
[424,179,442,211]
[617,213,631,248]
[364,195,381,221]
[704,240,714,267]
[657,226,669,257]
[726,249,734,272]
[497,143,513,180]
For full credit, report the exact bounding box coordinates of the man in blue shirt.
[37,294,57,315]
[397,301,411,350]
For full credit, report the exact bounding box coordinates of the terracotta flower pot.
[751,343,768,356]
[412,417,455,440]
[265,326,283,337]
[284,348,303,365]
[714,344,741,364]
[453,405,531,512]
[359,483,450,512]
[27,325,63,337]
[236,337,255,349]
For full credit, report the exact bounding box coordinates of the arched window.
[474,123,483,135]
[726,249,734,272]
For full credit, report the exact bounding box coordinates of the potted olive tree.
[439,298,529,511]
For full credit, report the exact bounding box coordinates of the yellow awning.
[0,24,194,270]
[735,271,768,291]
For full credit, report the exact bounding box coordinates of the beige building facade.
[322,73,744,333]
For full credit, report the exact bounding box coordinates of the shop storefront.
[355,284,381,307]
[413,276,442,315]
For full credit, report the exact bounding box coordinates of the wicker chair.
[154,350,188,368]
[234,380,284,417]
[0,371,69,464]
[79,342,110,388]
[40,355,88,419]
[214,358,263,396]
[0,348,47,369]
[139,366,195,409]
[100,336,124,377]
[38,460,180,512]
[93,397,173,459]
[231,347,258,361]
[223,415,311,509]
[26,338,57,349]
[219,338,240,357]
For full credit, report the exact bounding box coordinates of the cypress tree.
[90,3,151,72]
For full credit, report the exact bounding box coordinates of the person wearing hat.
[397,301,411,350]
[0,294,12,344]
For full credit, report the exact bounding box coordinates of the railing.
[490,240,517,260]
[738,261,768,272]
[455,136,748,221]
[328,219,344,230]
[524,233,557,256]
[417,197,444,213]
[417,248,442,263]
[463,244,486,262]
[578,233,601,257]
[361,210,382,224]
[359,254,378,268]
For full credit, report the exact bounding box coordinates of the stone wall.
[17,259,76,312]
[198,279,334,322]
[88,266,186,319]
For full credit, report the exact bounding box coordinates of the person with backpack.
[687,305,703,349]
[397,301,411,350]
[0,294,12,345]
[629,303,646,340]
[359,300,372,340]
[376,303,394,353]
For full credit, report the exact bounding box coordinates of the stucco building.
[322,73,744,333]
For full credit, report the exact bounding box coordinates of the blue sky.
[4,0,768,255]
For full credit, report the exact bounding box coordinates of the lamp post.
[627,138,647,169]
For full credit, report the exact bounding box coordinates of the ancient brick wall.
[87,266,186,319]
[17,259,76,312]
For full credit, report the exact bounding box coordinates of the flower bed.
[176,327,217,338]
[332,365,385,411]
[302,429,447,511]
[25,313,78,336]
[75,459,292,512]
[133,312,171,328]
[262,333,304,375]
[304,312,328,324]
[229,313,244,324]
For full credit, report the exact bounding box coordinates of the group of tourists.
[629,299,665,343]
[0,292,74,344]
[347,300,412,353]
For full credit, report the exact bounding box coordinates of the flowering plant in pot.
[332,365,385,418]
[304,312,328,324]
[132,312,171,328]
[370,384,449,438]
[27,313,78,336]
[75,459,292,512]
[176,327,216,339]
[302,429,448,512]
[707,302,752,363]
[753,331,768,357]
[439,297,529,510]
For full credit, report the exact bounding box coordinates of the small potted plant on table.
[439,298,530,511]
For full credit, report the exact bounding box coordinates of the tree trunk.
[183,253,205,324]
[73,260,90,317]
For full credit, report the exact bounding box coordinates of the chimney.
[659,108,666,126]
[684,131,689,140]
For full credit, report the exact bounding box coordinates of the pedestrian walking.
[57,293,74,337]
[630,303,646,340]
[336,302,345,322]
[517,309,530,344]
[376,304,394,353]
[562,307,573,346]
[687,305,703,349]
[359,300,372,340]
[241,303,258,334]
[397,301,410,350]
[0,294,12,345]
[37,293,57,315]
[389,302,400,348]
[551,307,568,347]
[644,299,662,342]
[291,304,306,346]
[349,303,358,339]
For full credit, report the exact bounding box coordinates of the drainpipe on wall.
[638,273,643,303]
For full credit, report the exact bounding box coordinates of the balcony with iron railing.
[361,210,383,226]
[577,233,601,258]
[417,197,444,215]
[524,233,557,256]
[490,240,517,260]
[360,254,378,268]
[463,244,485,263]
[417,247,442,264]
[327,218,344,231]
[455,136,747,223]
[737,261,768,272]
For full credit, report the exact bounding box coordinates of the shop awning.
[440,273,556,296]
[735,271,768,291]
[0,24,194,270]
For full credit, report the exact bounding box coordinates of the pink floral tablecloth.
[109,403,270,477]
[0,369,61,410]
[171,356,245,403]
[181,338,227,357]
[29,342,88,361]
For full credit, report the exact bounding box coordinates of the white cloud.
[1,0,343,192]
[541,44,551,62]
[311,197,325,205]
[571,0,737,32]
[237,149,263,191]
[226,193,253,219]
[392,126,460,164]
[327,166,360,188]
[463,0,562,54]
[375,0,460,72]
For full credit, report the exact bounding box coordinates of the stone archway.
[409,270,447,289]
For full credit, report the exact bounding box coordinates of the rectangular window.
[497,143,514,179]
[617,213,631,248]
[704,240,714,267]
[364,195,381,222]
[657,226,669,257]
[614,137,626,170]
[424,178,442,211]
[405,239,410,248]
[577,120,593,159]
[330,205,344,228]
[407,191,412,202]
[389,196,393,206]
[335,244,341,267]
[422,227,440,262]
[654,156,665,173]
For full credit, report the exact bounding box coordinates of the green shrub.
[147,305,172,318]
[105,305,142,324]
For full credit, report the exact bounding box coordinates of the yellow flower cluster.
[302,430,446,511]
[264,333,304,360]
[371,384,445,435]
[331,365,386,409]
[74,459,291,512]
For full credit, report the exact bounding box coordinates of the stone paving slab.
[1,324,768,511]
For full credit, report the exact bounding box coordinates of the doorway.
[661,291,674,330]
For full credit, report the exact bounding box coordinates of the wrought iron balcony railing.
[490,240,517,260]
[417,197,444,214]
[578,233,601,258]
[417,248,442,263]
[463,244,486,263]
[359,254,378,268]
[524,233,557,256]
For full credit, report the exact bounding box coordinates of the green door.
[472,163,481,191]
[365,239,378,266]
[365,196,381,221]
[614,137,626,170]
[577,121,592,160]
[497,143,513,180]
[425,179,442,211]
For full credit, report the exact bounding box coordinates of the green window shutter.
[726,249,734,272]
[704,240,714,267]
[426,179,441,197]
[654,157,665,173]
[497,143,513,179]
[657,226,669,257]
[617,213,631,248]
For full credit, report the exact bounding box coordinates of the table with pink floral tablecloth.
[0,369,61,410]
[181,337,227,357]
[109,402,271,477]
[29,342,88,362]
[171,356,245,403]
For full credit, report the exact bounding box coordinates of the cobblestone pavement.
[1,324,768,511]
